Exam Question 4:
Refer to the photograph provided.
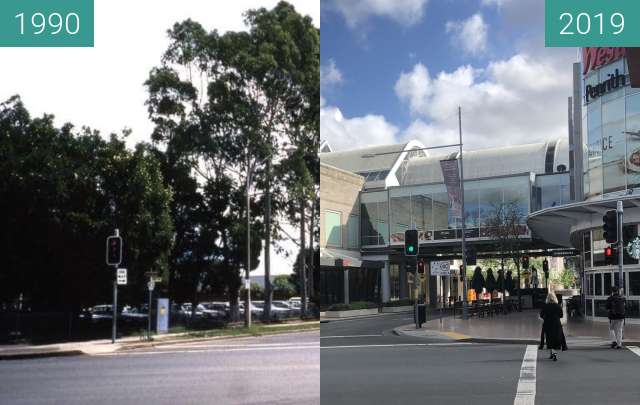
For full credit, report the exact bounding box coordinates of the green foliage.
[327,301,377,311]
[554,268,577,289]
[273,275,296,299]
[0,96,174,308]
[383,299,414,307]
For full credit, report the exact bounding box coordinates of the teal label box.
[0,0,93,47]
[546,0,640,47]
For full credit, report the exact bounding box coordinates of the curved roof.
[401,142,551,185]
[320,142,412,173]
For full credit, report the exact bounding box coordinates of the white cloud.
[321,59,344,87]
[320,103,398,151]
[445,13,488,56]
[394,53,572,150]
[331,0,429,28]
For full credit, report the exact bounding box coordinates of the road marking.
[320,335,381,339]
[514,345,537,405]
[321,342,472,349]
[97,345,319,356]
[627,346,640,357]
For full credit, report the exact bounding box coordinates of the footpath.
[394,310,640,347]
[0,321,319,360]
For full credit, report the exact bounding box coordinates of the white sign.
[430,260,451,277]
[245,278,251,289]
[117,268,127,285]
[147,279,155,291]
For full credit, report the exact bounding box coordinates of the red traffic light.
[605,246,614,257]
[417,260,425,274]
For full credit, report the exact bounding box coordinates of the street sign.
[430,260,450,277]
[245,278,251,289]
[147,280,155,291]
[116,268,127,285]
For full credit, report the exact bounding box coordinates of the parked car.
[271,301,294,319]
[274,300,299,317]
[87,305,113,322]
[121,306,148,322]
[198,302,226,320]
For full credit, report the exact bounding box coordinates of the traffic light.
[417,260,425,274]
[465,245,477,266]
[603,209,618,243]
[459,264,464,275]
[404,229,419,256]
[542,259,549,278]
[605,245,617,265]
[106,236,122,266]
[521,256,530,269]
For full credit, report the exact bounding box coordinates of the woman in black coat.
[539,293,566,361]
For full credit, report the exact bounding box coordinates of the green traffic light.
[408,246,414,253]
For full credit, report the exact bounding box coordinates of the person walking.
[606,286,626,349]
[540,292,566,361]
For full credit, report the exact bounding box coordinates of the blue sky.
[320,0,575,152]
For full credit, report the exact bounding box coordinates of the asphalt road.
[0,331,319,405]
[321,312,640,405]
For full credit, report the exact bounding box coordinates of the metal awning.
[527,195,640,248]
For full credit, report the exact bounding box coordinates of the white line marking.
[514,345,537,405]
[321,342,472,349]
[627,346,640,357]
[320,335,381,339]
[97,345,319,356]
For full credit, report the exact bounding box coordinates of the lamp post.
[362,108,468,319]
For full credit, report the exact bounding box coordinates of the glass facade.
[366,175,531,246]
[582,57,640,198]
[533,173,571,210]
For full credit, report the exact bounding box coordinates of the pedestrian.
[539,292,566,361]
[606,286,626,349]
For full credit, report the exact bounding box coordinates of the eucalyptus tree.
[145,2,318,321]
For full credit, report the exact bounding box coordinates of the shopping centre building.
[320,48,640,323]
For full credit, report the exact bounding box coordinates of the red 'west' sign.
[583,47,626,77]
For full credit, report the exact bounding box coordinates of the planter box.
[324,308,379,318]
[381,305,413,313]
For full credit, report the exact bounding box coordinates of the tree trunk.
[307,196,315,302]
[264,159,272,322]
[300,199,307,318]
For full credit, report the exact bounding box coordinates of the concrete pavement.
[393,310,640,346]
[0,331,319,405]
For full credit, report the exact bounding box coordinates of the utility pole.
[617,200,624,290]
[245,152,252,328]
[459,106,469,320]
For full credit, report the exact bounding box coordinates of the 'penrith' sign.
[585,69,627,103]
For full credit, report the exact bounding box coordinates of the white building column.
[344,269,349,305]
[381,261,390,303]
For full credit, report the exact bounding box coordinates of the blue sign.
[156,298,169,334]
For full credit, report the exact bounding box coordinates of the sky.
[320,0,577,152]
[0,0,320,277]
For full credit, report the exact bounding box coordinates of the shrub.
[326,301,377,311]
[383,299,414,307]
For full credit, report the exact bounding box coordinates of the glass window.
[584,231,592,269]
[586,299,593,316]
[626,93,640,189]
[626,300,640,318]
[629,271,640,296]
[432,192,451,231]
[595,273,602,296]
[604,272,613,295]
[390,264,400,301]
[602,96,626,194]
[325,211,342,247]
[599,59,626,103]
[594,299,608,317]
[347,215,359,249]
[361,191,389,246]
[587,99,603,197]
[592,229,606,267]
[390,193,411,244]
[464,189,479,228]
[586,273,593,296]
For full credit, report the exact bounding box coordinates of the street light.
[361,107,469,319]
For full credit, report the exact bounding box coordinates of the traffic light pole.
[459,106,469,320]
[617,201,624,291]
